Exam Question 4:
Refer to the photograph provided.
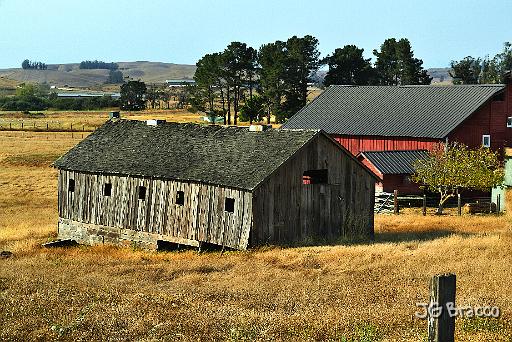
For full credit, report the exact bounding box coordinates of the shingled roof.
[282,85,505,138]
[359,150,429,174]
[53,120,321,190]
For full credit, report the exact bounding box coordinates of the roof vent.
[146,119,166,126]
[249,124,272,132]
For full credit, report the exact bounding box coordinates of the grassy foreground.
[1,132,511,341]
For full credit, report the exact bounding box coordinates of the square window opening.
[507,117,512,128]
[302,169,328,184]
[138,186,146,200]
[104,183,112,197]
[225,197,235,213]
[68,179,75,192]
[482,135,491,148]
[176,191,184,205]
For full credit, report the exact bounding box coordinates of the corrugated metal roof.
[359,150,429,174]
[53,120,320,190]
[282,85,505,138]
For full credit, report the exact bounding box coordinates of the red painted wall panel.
[448,99,510,155]
[334,135,441,156]
[382,175,422,195]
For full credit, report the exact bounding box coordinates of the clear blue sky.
[1,0,511,69]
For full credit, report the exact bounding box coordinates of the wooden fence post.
[457,193,461,216]
[393,190,399,214]
[428,274,456,342]
[497,194,501,214]
[423,194,427,216]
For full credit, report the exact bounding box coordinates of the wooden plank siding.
[250,134,375,246]
[448,99,508,154]
[334,134,441,156]
[58,170,252,250]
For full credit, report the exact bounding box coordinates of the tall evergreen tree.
[282,35,320,119]
[194,53,222,113]
[323,45,375,86]
[449,56,482,84]
[120,80,147,111]
[222,42,256,125]
[258,41,288,124]
[373,38,431,85]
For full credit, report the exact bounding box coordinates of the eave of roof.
[358,150,429,175]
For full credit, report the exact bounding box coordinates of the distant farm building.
[283,78,512,193]
[56,91,121,99]
[165,79,195,87]
[53,120,376,250]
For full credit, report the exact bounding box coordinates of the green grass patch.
[460,317,506,333]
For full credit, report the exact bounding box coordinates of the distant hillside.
[0,62,451,88]
[0,76,20,96]
[427,67,452,84]
[0,61,196,88]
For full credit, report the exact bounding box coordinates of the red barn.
[282,75,512,193]
[357,150,429,194]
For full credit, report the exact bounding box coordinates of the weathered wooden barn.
[53,120,377,250]
[283,76,512,193]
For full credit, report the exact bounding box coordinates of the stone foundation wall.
[57,218,200,250]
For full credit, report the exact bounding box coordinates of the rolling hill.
[0,62,451,89]
[0,61,197,88]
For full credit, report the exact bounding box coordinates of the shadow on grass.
[286,230,474,249]
[374,230,472,244]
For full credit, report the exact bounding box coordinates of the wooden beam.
[428,274,456,342]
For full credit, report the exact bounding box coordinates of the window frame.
[507,117,512,128]
[482,134,491,148]
[68,179,75,192]
[138,186,147,200]
[104,183,112,197]
[176,190,185,206]
[225,197,235,213]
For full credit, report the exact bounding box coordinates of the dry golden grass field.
[0,109,205,131]
[1,131,512,341]
[0,109,282,131]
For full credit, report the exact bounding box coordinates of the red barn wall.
[334,135,441,156]
[381,175,422,194]
[448,99,509,155]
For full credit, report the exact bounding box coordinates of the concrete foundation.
[57,218,201,250]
